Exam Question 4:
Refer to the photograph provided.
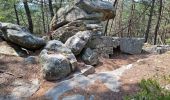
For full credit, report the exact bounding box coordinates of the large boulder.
[50,0,115,31]
[0,22,46,50]
[65,31,93,55]
[40,50,71,81]
[43,40,77,71]
[75,0,115,20]
[120,38,145,54]
[40,40,78,80]
[82,48,99,66]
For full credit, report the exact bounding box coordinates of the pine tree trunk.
[41,0,46,33]
[154,0,163,45]
[14,3,20,25]
[23,0,33,33]
[144,0,155,43]
[48,0,54,19]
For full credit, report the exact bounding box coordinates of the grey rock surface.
[40,50,72,81]
[65,31,93,55]
[75,0,115,20]
[143,45,170,54]
[50,0,115,31]
[80,65,95,76]
[45,64,134,100]
[44,40,77,70]
[45,75,94,100]
[62,94,85,100]
[40,40,78,80]
[82,48,99,65]
[10,79,40,98]
[120,38,145,54]
[0,22,46,50]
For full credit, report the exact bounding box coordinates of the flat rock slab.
[45,75,94,100]
[10,79,40,98]
[62,94,85,100]
[45,64,133,100]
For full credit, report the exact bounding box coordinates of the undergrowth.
[124,79,170,100]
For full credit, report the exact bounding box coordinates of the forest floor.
[0,51,170,100]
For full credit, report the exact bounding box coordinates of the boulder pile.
[0,0,146,81]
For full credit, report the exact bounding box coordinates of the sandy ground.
[1,51,170,100]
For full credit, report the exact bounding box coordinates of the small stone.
[81,65,95,76]
[24,56,37,64]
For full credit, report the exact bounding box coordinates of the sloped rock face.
[40,40,78,80]
[0,22,46,50]
[120,38,145,54]
[65,31,93,55]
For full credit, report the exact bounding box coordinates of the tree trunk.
[60,0,63,8]
[154,0,163,45]
[48,0,54,19]
[104,0,118,36]
[41,0,46,33]
[127,0,135,37]
[144,0,155,43]
[23,0,33,33]
[14,3,20,25]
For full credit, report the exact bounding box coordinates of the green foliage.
[166,38,170,45]
[124,79,170,100]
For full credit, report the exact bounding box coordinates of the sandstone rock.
[50,0,115,31]
[44,40,77,70]
[11,79,40,98]
[80,65,95,76]
[40,50,71,81]
[87,36,115,49]
[0,41,27,57]
[0,22,26,31]
[82,48,99,65]
[43,40,77,71]
[0,22,46,50]
[86,36,115,58]
[120,38,145,54]
[51,20,102,43]
[65,31,93,55]
[51,21,87,42]
[75,0,116,20]
[143,45,170,54]
[40,40,77,80]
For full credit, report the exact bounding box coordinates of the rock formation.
[0,22,46,50]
